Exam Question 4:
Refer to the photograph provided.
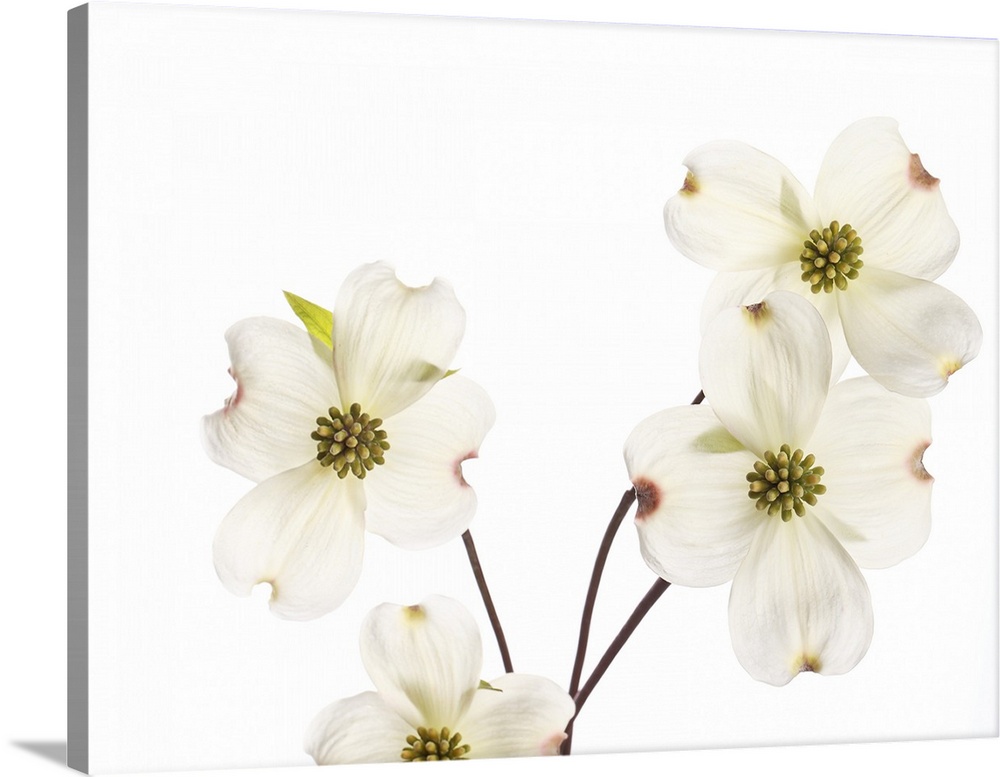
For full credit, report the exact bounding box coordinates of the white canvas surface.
[65,1,1000,774]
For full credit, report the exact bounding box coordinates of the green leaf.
[478,680,503,693]
[692,426,745,454]
[283,291,333,348]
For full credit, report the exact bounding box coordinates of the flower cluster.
[200,117,981,764]
[628,117,981,684]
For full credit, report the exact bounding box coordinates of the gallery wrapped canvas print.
[67,2,998,774]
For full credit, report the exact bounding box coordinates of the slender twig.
[461,529,513,673]
[562,388,702,754]
[573,577,671,718]
[560,488,636,754]
[567,489,637,698]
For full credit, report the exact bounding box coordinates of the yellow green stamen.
[799,221,864,293]
[312,402,389,479]
[401,727,470,761]
[746,444,825,522]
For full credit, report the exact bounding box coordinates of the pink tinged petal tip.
[744,301,768,321]
[454,451,478,487]
[222,367,243,413]
[795,655,822,675]
[633,477,661,520]
[680,171,699,195]
[911,442,934,482]
[909,153,940,189]
[539,732,568,755]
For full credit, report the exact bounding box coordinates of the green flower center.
[401,727,471,761]
[746,444,826,522]
[311,402,389,480]
[799,221,864,293]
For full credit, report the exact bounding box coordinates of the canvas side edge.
[68,4,89,774]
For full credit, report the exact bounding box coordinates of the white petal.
[212,463,366,620]
[814,117,959,281]
[458,674,575,759]
[664,140,820,271]
[332,262,466,419]
[729,515,874,686]
[701,264,850,385]
[809,378,933,568]
[201,318,339,482]
[361,595,482,730]
[305,692,411,765]
[364,375,495,550]
[837,268,983,397]
[700,291,832,454]
[624,405,760,586]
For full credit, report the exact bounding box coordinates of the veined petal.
[458,674,576,759]
[332,262,466,419]
[202,317,339,483]
[729,515,873,686]
[809,378,933,568]
[700,291,832,454]
[838,268,983,397]
[814,117,959,280]
[305,692,411,765]
[212,462,366,621]
[624,405,759,586]
[664,140,820,272]
[364,375,495,550]
[701,264,850,385]
[361,595,482,730]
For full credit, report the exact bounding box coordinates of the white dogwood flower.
[305,596,575,763]
[664,117,981,397]
[202,263,495,620]
[625,291,933,685]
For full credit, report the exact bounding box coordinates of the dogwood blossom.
[305,596,575,763]
[624,291,933,685]
[664,117,981,397]
[202,263,495,620]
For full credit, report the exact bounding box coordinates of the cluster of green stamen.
[746,444,826,522]
[401,727,470,761]
[799,221,864,293]
[312,402,389,479]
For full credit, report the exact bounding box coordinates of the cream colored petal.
[664,141,820,271]
[457,674,576,759]
[701,264,850,385]
[212,462,366,621]
[304,692,412,765]
[814,117,959,280]
[729,515,874,686]
[361,596,482,731]
[364,375,495,550]
[837,267,983,397]
[624,405,760,586]
[809,377,933,568]
[331,262,466,419]
[700,291,832,455]
[201,317,339,483]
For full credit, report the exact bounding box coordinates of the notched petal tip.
[454,451,478,487]
[743,300,769,323]
[794,654,822,675]
[633,477,661,520]
[909,153,940,189]
[403,603,427,622]
[679,170,699,195]
[911,441,934,482]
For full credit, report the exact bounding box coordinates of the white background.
[1,1,997,777]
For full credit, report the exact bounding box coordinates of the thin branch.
[462,529,513,673]
[572,577,671,719]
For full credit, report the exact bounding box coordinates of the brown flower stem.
[572,577,672,720]
[462,529,514,673]
[561,388,702,755]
